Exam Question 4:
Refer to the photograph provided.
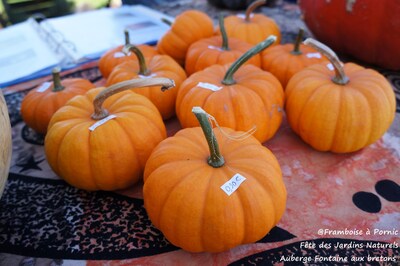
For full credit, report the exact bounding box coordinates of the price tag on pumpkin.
[36,82,52,93]
[197,82,223,92]
[306,52,322,58]
[89,114,117,131]
[221,173,246,196]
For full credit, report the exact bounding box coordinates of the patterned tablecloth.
[1,1,399,265]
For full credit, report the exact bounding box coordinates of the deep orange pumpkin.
[20,68,96,134]
[98,30,158,78]
[156,10,215,66]
[106,44,187,120]
[299,0,400,70]
[261,28,328,88]
[45,78,174,191]
[176,36,284,143]
[143,107,287,253]
[218,0,281,45]
[185,15,261,76]
[285,38,397,153]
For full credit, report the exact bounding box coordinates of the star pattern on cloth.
[16,155,45,172]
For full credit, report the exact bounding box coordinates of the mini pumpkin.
[261,28,328,88]
[218,0,281,45]
[45,78,174,191]
[157,10,215,66]
[143,107,287,253]
[0,90,11,199]
[285,38,397,153]
[185,14,261,76]
[106,44,187,120]
[176,36,284,143]
[20,68,96,134]
[98,30,158,79]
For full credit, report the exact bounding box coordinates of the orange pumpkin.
[106,44,187,120]
[285,38,397,153]
[261,28,328,88]
[143,107,287,253]
[176,36,284,143]
[218,0,281,45]
[185,14,261,76]
[45,78,174,191]
[157,10,215,66]
[0,90,11,198]
[98,30,158,79]
[20,68,96,134]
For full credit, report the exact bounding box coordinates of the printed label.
[197,82,223,92]
[306,52,322,58]
[220,173,247,196]
[36,82,52,93]
[89,114,117,131]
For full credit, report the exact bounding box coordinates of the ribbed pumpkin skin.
[143,127,287,253]
[98,44,158,78]
[185,36,261,76]
[156,10,214,66]
[106,55,187,120]
[20,79,96,134]
[220,14,281,45]
[45,87,167,191]
[176,64,284,143]
[285,63,396,153]
[261,44,328,88]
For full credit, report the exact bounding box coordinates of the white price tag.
[36,82,52,93]
[197,82,223,92]
[220,173,246,196]
[89,115,117,131]
[327,63,334,71]
[306,52,322,58]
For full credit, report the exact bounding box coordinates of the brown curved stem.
[91,78,175,120]
[245,0,267,22]
[122,44,151,76]
[192,107,225,168]
[51,67,64,92]
[291,28,304,55]
[303,38,349,85]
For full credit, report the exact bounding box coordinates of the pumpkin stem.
[51,67,65,92]
[291,28,304,55]
[161,17,173,26]
[245,0,266,22]
[124,29,130,45]
[192,107,225,168]
[122,44,151,76]
[222,35,276,85]
[219,14,229,51]
[303,38,349,85]
[91,78,175,120]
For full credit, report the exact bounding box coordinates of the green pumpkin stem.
[291,28,304,55]
[222,35,276,85]
[219,14,229,51]
[303,38,349,85]
[91,78,175,120]
[122,44,151,76]
[192,107,225,168]
[124,29,130,45]
[161,17,173,26]
[245,0,266,22]
[51,67,64,92]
